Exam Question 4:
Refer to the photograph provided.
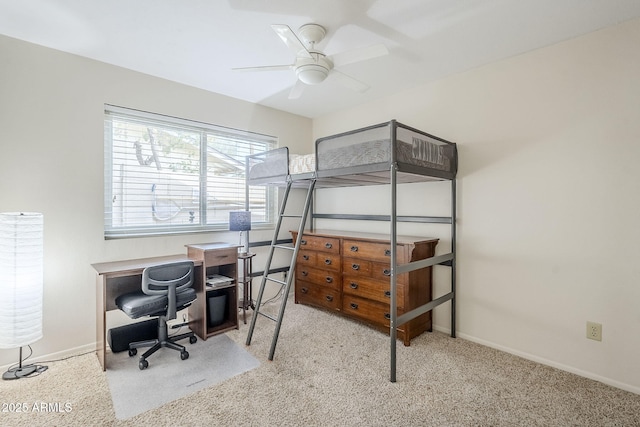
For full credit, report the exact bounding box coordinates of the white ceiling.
[2,0,640,118]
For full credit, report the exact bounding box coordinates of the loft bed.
[247,120,456,187]
[246,119,457,382]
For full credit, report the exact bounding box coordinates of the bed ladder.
[245,177,316,360]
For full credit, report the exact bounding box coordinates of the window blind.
[104,105,276,238]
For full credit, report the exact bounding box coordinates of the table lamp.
[0,212,45,380]
[229,211,251,254]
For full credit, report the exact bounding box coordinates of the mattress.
[248,148,315,182]
[316,121,456,176]
[317,139,389,170]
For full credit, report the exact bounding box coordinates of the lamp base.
[3,364,37,380]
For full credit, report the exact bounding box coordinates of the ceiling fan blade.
[331,70,370,93]
[232,64,293,72]
[331,43,389,68]
[288,79,306,99]
[271,24,313,59]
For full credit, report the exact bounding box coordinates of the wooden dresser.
[290,230,438,346]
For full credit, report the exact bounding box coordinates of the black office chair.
[115,260,198,370]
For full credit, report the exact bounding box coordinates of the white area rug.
[105,333,259,420]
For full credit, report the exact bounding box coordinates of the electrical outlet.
[586,321,602,341]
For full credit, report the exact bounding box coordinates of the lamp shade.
[229,211,251,232]
[296,64,329,85]
[0,212,44,349]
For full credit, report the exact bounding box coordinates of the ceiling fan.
[233,23,389,99]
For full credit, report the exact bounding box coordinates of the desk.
[92,254,202,371]
[93,244,240,371]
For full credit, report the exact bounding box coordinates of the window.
[104,105,276,238]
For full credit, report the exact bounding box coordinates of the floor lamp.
[0,212,44,380]
[229,210,251,255]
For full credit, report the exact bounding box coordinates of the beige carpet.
[3,295,640,426]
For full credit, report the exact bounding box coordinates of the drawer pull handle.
[300,239,307,245]
[384,290,391,297]
[324,258,332,265]
[301,287,308,294]
[384,249,391,256]
[384,313,391,320]
[326,295,333,302]
[325,277,333,284]
[302,271,308,276]
[350,303,358,310]
[350,282,358,289]
[383,269,391,276]
[350,245,358,252]
[302,255,309,260]
[325,242,333,249]
[352,263,360,270]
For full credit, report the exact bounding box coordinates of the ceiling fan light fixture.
[295,63,329,85]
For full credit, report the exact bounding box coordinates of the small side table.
[238,252,256,324]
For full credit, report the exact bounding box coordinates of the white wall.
[313,18,640,393]
[0,35,311,367]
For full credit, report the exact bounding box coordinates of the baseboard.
[431,325,640,395]
[0,343,96,373]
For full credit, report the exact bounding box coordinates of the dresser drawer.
[298,235,340,254]
[315,252,341,271]
[297,250,340,271]
[343,275,406,308]
[370,261,409,284]
[296,280,341,311]
[296,266,341,289]
[203,248,237,266]
[296,250,317,268]
[343,240,407,263]
[344,258,408,284]
[342,295,395,326]
[343,257,372,276]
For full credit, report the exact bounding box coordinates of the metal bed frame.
[246,119,457,382]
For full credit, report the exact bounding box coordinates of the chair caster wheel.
[189,335,197,344]
[181,350,189,360]
[128,348,137,357]
[139,358,149,370]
